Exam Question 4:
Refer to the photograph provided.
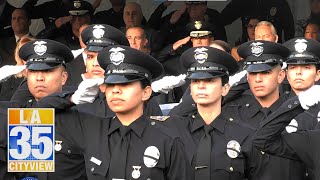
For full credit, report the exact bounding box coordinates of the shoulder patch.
[150,116,170,122]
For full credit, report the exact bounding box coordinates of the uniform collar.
[107,115,147,137]
[190,112,225,133]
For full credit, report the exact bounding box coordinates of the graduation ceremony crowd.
[1,0,320,179]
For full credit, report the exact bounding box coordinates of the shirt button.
[151,121,155,125]
[245,104,250,107]
[229,118,233,121]
[192,115,195,118]
[67,150,71,154]
[192,104,196,107]
[229,167,234,172]
[294,101,298,105]
[288,104,292,108]
[147,178,151,180]
[28,99,33,103]
[261,151,265,155]
[91,167,94,172]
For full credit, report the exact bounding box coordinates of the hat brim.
[104,74,146,84]
[86,46,104,52]
[187,72,226,80]
[190,31,211,38]
[286,57,320,65]
[245,63,278,73]
[27,63,63,71]
[69,10,90,16]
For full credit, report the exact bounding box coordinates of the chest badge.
[131,166,141,179]
[286,119,298,133]
[143,146,160,168]
[227,140,241,158]
[54,141,62,151]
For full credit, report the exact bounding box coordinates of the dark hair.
[140,79,151,89]
[12,8,31,21]
[221,75,229,86]
[316,64,320,71]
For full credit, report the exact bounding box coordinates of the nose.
[296,66,302,74]
[92,59,100,66]
[111,84,121,94]
[255,73,262,82]
[35,72,45,81]
[198,80,206,89]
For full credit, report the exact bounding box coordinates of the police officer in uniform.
[163,46,262,179]
[54,45,191,180]
[253,85,320,180]
[0,39,79,179]
[223,40,309,179]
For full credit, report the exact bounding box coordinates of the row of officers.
[0,23,320,180]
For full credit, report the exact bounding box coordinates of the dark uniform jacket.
[0,1,15,38]
[0,76,24,101]
[93,8,125,29]
[223,90,307,180]
[55,111,191,180]
[65,53,86,86]
[253,96,320,180]
[163,113,258,179]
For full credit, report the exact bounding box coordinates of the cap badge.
[194,21,202,30]
[131,166,141,179]
[143,146,160,168]
[33,41,47,56]
[92,25,105,39]
[110,47,125,65]
[251,42,264,57]
[227,140,241,159]
[270,7,277,16]
[74,1,81,8]
[194,47,208,64]
[294,39,308,53]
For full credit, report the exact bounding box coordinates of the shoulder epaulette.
[150,116,170,122]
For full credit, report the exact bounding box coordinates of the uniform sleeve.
[166,137,192,180]
[278,0,295,41]
[220,0,244,26]
[253,96,305,161]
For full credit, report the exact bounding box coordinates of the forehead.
[12,9,27,17]
[124,4,140,12]
[126,28,144,36]
[288,64,317,68]
[255,25,272,34]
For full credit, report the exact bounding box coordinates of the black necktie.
[109,126,131,179]
[195,125,213,180]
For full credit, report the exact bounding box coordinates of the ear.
[277,69,286,83]
[275,35,279,43]
[221,83,230,97]
[141,86,152,102]
[143,38,149,47]
[315,69,320,82]
[61,71,68,86]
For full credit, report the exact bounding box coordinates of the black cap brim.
[105,74,146,84]
[245,63,278,73]
[86,45,104,52]
[187,72,226,80]
[27,63,63,71]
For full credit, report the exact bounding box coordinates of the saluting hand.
[170,2,187,24]
[71,78,104,104]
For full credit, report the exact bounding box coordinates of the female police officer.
[56,45,191,180]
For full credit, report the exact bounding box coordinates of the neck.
[99,84,106,92]
[255,91,279,108]
[15,32,28,39]
[197,102,221,125]
[116,104,144,126]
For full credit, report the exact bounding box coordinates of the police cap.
[181,46,239,79]
[284,37,320,65]
[97,45,164,84]
[69,0,93,16]
[187,21,213,38]
[238,40,290,72]
[81,24,129,52]
[19,39,73,70]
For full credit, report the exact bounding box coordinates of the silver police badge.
[194,47,208,64]
[227,140,241,159]
[34,41,47,56]
[54,141,62,151]
[194,21,202,30]
[286,119,298,133]
[143,146,160,168]
[92,25,105,39]
[109,47,125,65]
[74,1,81,8]
[294,39,308,53]
[131,166,141,179]
[250,42,264,57]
